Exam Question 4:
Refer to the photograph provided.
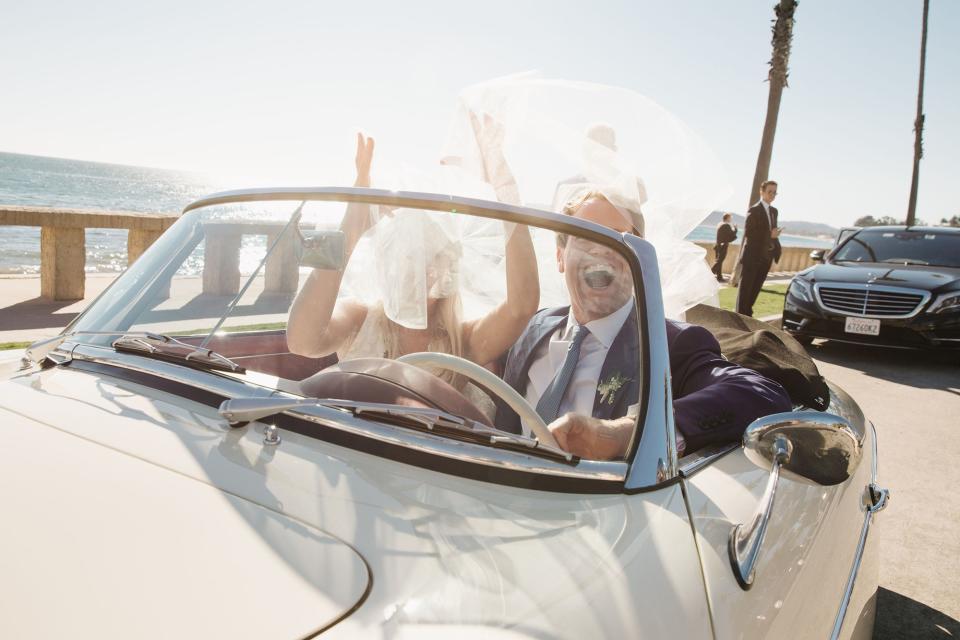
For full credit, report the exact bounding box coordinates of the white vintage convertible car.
[0,189,887,639]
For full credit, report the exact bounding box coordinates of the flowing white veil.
[437,73,732,318]
[340,73,730,323]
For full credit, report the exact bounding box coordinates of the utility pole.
[906,0,930,227]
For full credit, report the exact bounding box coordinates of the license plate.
[844,317,880,336]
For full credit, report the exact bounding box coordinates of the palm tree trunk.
[906,0,930,227]
[748,0,798,207]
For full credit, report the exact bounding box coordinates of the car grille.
[816,286,926,317]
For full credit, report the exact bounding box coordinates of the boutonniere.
[597,372,631,405]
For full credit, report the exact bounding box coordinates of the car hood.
[812,262,960,292]
[0,358,708,639]
[0,374,369,639]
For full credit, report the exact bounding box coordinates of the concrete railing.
[201,221,300,296]
[694,241,817,275]
[1,204,821,303]
[0,206,178,300]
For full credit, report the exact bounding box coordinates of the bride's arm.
[463,222,539,366]
[460,112,539,364]
[287,134,375,358]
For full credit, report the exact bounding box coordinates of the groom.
[736,180,783,316]
[493,191,792,459]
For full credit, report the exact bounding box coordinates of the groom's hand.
[548,414,633,460]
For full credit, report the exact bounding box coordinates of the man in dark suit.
[736,180,783,317]
[712,213,738,282]
[494,191,792,459]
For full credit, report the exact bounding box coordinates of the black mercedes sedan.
[782,226,960,349]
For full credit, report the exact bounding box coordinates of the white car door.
[681,403,883,640]
[620,233,887,640]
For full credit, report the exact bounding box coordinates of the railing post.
[202,226,242,296]
[264,230,299,294]
[127,229,164,265]
[40,226,85,300]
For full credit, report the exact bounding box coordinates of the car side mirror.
[728,411,864,589]
[298,230,346,270]
[809,249,826,263]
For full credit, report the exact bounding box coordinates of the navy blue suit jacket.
[494,306,792,453]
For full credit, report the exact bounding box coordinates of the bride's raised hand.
[469,112,505,182]
[341,132,377,250]
[469,112,519,204]
[354,132,375,188]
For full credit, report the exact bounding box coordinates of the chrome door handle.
[865,483,890,513]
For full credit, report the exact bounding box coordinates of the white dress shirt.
[759,199,774,227]
[521,299,634,437]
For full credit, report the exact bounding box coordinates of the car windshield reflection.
[833,229,960,268]
[66,194,644,462]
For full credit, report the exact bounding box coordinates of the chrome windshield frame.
[623,233,676,489]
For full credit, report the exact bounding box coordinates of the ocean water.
[686,224,831,248]
[0,152,218,274]
[0,151,829,275]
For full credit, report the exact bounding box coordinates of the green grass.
[718,283,788,317]
[0,341,31,351]
[171,321,288,336]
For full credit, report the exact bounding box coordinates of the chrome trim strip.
[813,282,931,319]
[64,343,627,484]
[830,422,886,640]
[830,497,874,640]
[678,443,738,477]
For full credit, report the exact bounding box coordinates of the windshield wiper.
[113,333,245,373]
[881,258,929,266]
[218,397,574,463]
[342,403,575,462]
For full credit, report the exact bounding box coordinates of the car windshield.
[65,193,645,460]
[832,229,960,268]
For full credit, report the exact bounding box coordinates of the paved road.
[806,341,960,639]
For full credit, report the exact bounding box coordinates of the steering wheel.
[396,352,559,449]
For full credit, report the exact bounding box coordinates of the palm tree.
[732,1,798,287]
[748,0,799,206]
[906,0,930,227]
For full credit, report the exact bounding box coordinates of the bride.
[286,131,541,397]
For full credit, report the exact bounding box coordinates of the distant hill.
[704,211,745,227]
[704,210,838,239]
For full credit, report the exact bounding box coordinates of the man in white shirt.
[493,191,793,459]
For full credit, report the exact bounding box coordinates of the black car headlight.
[928,292,960,314]
[787,278,813,303]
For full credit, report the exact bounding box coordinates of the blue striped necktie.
[536,324,590,423]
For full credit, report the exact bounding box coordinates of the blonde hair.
[378,293,466,389]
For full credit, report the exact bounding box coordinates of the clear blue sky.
[1,1,956,227]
